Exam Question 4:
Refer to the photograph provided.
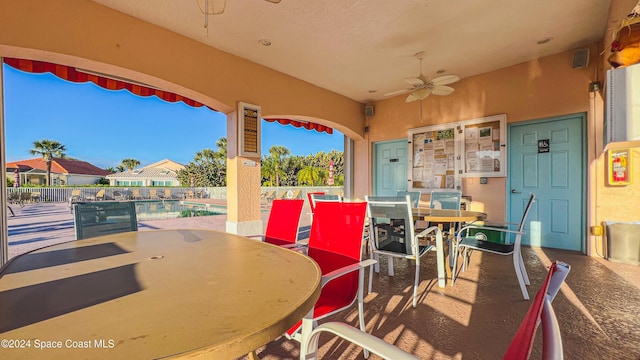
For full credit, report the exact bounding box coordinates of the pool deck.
[6,201,313,259]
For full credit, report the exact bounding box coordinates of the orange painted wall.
[357,46,597,222]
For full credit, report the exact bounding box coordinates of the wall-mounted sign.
[238,102,261,157]
[608,148,632,186]
[538,139,550,153]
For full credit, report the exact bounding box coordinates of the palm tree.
[30,139,66,186]
[260,157,277,186]
[120,158,141,171]
[215,137,227,161]
[297,165,322,186]
[268,145,290,186]
[194,149,217,164]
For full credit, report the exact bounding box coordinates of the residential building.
[106,159,184,187]
[6,157,110,186]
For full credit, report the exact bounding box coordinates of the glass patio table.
[0,229,322,359]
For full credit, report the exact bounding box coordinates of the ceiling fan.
[384,51,460,103]
[197,0,281,16]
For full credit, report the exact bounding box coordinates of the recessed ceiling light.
[368,90,377,93]
[537,37,553,45]
[258,39,272,47]
[436,69,446,74]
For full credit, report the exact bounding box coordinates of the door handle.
[511,189,521,194]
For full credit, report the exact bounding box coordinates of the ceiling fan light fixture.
[259,39,272,46]
[412,88,431,99]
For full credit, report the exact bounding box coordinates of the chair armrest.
[457,225,524,238]
[321,259,377,287]
[415,225,442,239]
[280,243,307,249]
[304,322,419,360]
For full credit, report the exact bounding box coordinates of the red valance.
[3,57,212,110]
[264,118,333,134]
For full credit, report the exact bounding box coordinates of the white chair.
[452,193,536,300]
[303,322,419,360]
[429,190,461,210]
[427,190,462,233]
[396,190,421,207]
[365,195,443,308]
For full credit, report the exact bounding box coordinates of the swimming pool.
[134,200,227,220]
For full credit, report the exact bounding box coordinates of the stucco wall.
[356,46,597,223]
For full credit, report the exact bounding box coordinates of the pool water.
[135,200,227,220]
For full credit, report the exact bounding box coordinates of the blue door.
[508,114,585,251]
[374,140,408,196]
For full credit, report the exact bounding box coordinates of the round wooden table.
[412,208,487,223]
[412,208,487,287]
[0,230,322,359]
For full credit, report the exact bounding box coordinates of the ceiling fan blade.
[384,88,411,97]
[431,85,455,96]
[198,0,225,15]
[430,75,460,86]
[403,77,424,86]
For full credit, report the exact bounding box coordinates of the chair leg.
[358,268,371,359]
[512,253,530,300]
[413,261,420,308]
[387,256,394,277]
[518,251,531,285]
[451,245,460,285]
[462,248,469,272]
[368,259,374,294]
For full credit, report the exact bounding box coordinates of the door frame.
[506,112,587,252]
[372,138,408,196]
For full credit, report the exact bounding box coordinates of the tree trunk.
[46,161,52,186]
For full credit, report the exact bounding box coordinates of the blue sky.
[2,64,344,169]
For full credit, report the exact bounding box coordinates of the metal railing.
[6,186,343,203]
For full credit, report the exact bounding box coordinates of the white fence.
[6,186,343,203]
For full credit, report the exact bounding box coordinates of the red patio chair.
[286,201,376,358]
[306,191,325,214]
[504,260,570,359]
[302,261,570,360]
[249,199,304,247]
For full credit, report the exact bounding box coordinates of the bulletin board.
[460,114,507,178]
[407,114,507,192]
[408,123,462,191]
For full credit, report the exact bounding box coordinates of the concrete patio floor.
[5,202,640,359]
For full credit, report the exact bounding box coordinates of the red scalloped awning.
[3,57,213,110]
[4,58,333,134]
[264,118,333,134]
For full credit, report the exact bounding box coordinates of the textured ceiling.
[92,0,612,103]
